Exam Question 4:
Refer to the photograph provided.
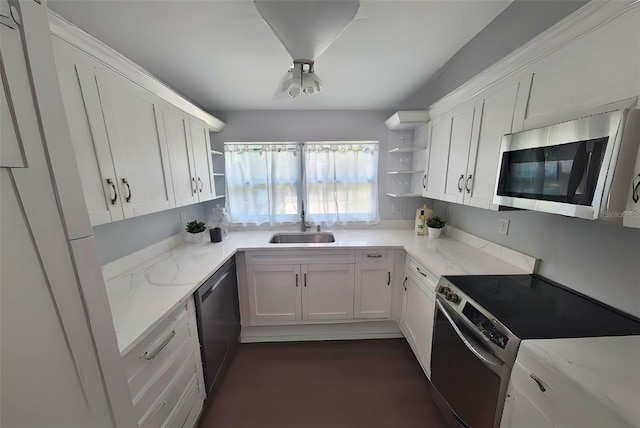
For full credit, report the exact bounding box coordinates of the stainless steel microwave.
[493,109,640,220]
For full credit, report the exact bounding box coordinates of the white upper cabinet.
[422,113,452,199]
[187,116,216,202]
[53,39,125,225]
[442,102,478,204]
[96,67,176,218]
[523,6,639,130]
[465,80,525,210]
[162,104,199,207]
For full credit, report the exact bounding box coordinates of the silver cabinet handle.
[106,178,118,205]
[530,374,546,392]
[295,273,298,288]
[122,178,132,202]
[192,177,197,195]
[415,266,427,277]
[632,173,640,203]
[198,177,203,192]
[304,273,307,287]
[457,174,464,192]
[367,254,383,258]
[143,330,175,360]
[387,272,391,286]
[465,174,473,193]
[403,276,407,291]
[422,174,427,189]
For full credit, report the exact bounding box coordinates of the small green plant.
[426,216,447,229]
[185,220,206,234]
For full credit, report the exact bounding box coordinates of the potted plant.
[185,220,207,244]
[426,216,447,240]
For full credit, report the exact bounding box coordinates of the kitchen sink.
[269,232,335,244]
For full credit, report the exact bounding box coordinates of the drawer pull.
[530,374,546,392]
[143,330,176,360]
[415,266,428,277]
[367,254,383,258]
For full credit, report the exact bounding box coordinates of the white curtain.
[304,142,380,226]
[225,144,300,225]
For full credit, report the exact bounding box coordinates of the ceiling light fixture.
[255,0,359,99]
[280,59,322,98]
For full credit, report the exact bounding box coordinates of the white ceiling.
[48,0,511,112]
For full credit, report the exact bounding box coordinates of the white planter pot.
[185,231,206,244]
[427,227,442,239]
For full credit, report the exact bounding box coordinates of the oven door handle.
[436,299,504,368]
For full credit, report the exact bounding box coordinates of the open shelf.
[388,147,426,154]
[386,193,424,198]
[388,170,424,175]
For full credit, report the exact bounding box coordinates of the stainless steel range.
[430,274,640,428]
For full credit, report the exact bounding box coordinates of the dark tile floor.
[198,339,447,428]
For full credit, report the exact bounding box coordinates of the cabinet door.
[162,104,198,207]
[443,104,477,204]
[465,82,520,210]
[355,251,393,319]
[188,116,216,201]
[404,276,435,377]
[246,265,301,322]
[52,40,125,225]
[524,7,639,130]
[96,68,175,218]
[500,380,554,428]
[423,113,452,199]
[302,264,355,320]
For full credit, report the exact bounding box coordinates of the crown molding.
[48,10,225,132]
[427,1,639,119]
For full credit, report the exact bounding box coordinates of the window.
[225,142,379,226]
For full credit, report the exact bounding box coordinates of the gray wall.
[400,0,588,109]
[93,203,206,264]
[434,201,640,318]
[212,110,426,221]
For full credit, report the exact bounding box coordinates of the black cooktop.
[445,274,640,339]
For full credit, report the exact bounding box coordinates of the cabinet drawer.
[133,345,195,422]
[358,249,389,266]
[163,377,201,428]
[123,303,190,395]
[139,355,198,428]
[246,249,355,265]
[407,257,438,293]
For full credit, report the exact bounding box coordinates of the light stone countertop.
[517,336,640,427]
[104,228,535,355]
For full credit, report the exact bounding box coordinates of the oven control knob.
[438,286,451,295]
[446,293,460,304]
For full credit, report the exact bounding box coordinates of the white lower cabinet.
[122,298,204,428]
[243,249,365,324]
[501,341,633,428]
[354,249,394,319]
[246,264,302,322]
[400,257,437,378]
[246,261,355,323]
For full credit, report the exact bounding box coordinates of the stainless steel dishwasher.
[194,257,240,397]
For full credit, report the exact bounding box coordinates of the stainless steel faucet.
[300,200,311,232]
